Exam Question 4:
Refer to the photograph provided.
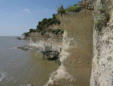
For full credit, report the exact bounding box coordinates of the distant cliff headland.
[22,1,90,40]
[22,1,94,86]
[22,0,113,86]
[22,1,86,61]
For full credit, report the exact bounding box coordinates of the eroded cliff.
[46,9,94,86]
[28,0,113,86]
[90,0,113,86]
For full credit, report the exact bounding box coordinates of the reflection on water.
[29,50,58,86]
[0,72,7,82]
[0,37,58,86]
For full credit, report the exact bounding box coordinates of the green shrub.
[23,32,29,37]
[48,29,64,35]
[29,28,36,33]
[96,6,110,32]
[57,5,65,14]
[36,15,60,32]
[96,18,104,32]
[26,10,61,35]
[65,4,81,12]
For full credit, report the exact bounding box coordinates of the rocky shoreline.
[18,41,61,62]
[21,0,113,85]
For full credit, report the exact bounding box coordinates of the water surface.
[0,36,58,86]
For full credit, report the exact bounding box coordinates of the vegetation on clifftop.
[36,14,60,32]
[23,2,83,38]
[57,5,65,14]
[65,4,81,12]
[57,3,81,14]
[23,14,62,38]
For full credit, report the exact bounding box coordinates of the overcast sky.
[0,0,81,36]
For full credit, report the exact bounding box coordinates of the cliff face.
[29,0,113,86]
[29,32,62,52]
[90,0,113,86]
[46,9,94,86]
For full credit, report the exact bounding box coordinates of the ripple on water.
[0,72,7,82]
[20,84,34,86]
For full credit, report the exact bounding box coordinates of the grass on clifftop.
[23,3,82,38]
[57,4,81,14]
[65,4,81,12]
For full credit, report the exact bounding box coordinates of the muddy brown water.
[0,36,58,86]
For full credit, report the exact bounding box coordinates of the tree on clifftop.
[57,5,65,15]
[29,28,35,33]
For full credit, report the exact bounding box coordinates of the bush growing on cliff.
[65,4,81,12]
[57,5,65,14]
[23,32,29,37]
[22,28,36,38]
[96,6,110,32]
[48,29,64,35]
[36,15,60,32]
[24,10,63,37]
[29,28,36,33]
